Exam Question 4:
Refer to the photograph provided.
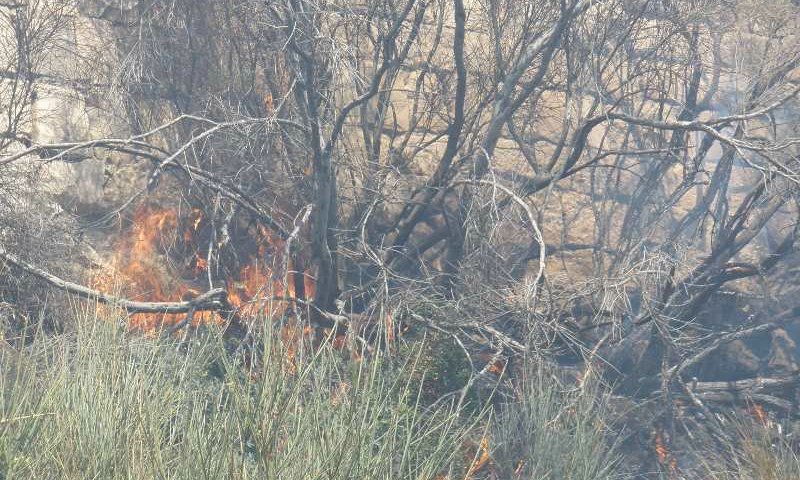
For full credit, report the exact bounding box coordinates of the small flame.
[487,358,505,375]
[654,430,677,475]
[750,404,769,426]
[655,431,669,464]
[465,436,491,478]
[193,254,208,273]
[478,352,505,375]
[385,312,395,344]
[513,459,526,477]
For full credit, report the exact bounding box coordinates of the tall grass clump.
[0,308,477,479]
[699,416,800,480]
[489,359,622,479]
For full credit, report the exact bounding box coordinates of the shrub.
[490,360,622,479]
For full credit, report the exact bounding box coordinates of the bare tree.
[1,0,800,472]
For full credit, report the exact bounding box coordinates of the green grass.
[489,363,622,480]
[0,309,476,479]
[0,307,638,480]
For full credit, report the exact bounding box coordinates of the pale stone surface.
[0,2,132,213]
[77,0,136,24]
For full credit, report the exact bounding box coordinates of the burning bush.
[88,201,314,332]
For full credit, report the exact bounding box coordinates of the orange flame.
[465,437,491,478]
[91,203,314,332]
[654,430,677,475]
[750,404,769,426]
[513,459,526,477]
[385,312,395,344]
[655,431,669,464]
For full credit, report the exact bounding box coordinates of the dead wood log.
[653,372,800,410]
[688,373,799,395]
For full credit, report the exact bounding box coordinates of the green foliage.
[0,310,475,479]
[489,360,622,480]
[402,333,473,407]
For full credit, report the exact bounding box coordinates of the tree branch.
[0,246,228,314]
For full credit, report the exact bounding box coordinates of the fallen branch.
[668,322,779,380]
[688,373,799,395]
[0,246,228,314]
[654,372,800,407]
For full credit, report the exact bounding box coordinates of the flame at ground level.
[90,203,314,331]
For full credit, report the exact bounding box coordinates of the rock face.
[30,92,130,214]
[78,0,137,24]
[9,2,136,214]
[49,159,107,215]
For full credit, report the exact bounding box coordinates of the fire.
[91,203,313,332]
[91,205,186,330]
[193,254,208,273]
[654,430,669,464]
[654,430,677,475]
[385,312,395,344]
[465,436,491,478]
[750,403,769,426]
[279,324,315,375]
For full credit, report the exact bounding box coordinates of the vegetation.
[0,308,637,479]
[1,0,800,477]
[0,309,474,479]
[490,364,621,479]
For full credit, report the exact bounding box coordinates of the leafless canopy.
[1,0,800,467]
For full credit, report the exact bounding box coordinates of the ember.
[654,430,678,476]
[465,436,491,478]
